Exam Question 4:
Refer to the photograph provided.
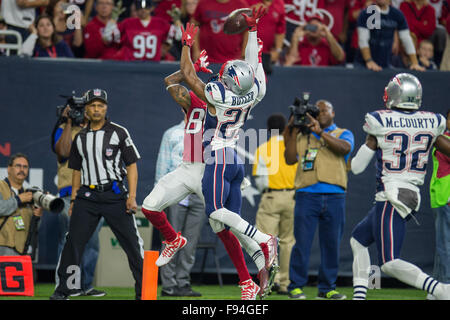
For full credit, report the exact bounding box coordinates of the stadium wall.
[0,56,447,278]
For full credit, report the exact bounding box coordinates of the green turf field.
[0,284,428,300]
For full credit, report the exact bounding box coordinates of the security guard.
[51,89,144,300]
[252,114,297,295]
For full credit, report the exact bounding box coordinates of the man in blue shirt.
[356,0,423,71]
[284,100,354,300]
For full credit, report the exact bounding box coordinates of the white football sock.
[233,231,265,271]
[210,208,270,244]
[350,237,370,300]
[381,259,442,297]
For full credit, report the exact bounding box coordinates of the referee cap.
[85,88,108,104]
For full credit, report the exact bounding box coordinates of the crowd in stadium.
[0,0,450,71]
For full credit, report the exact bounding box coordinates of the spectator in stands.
[0,14,7,55]
[284,14,345,66]
[164,0,199,60]
[400,0,436,45]
[247,0,286,74]
[0,0,49,42]
[20,14,74,57]
[190,0,250,63]
[153,0,181,23]
[83,0,121,59]
[345,0,372,63]
[439,0,450,70]
[46,0,84,57]
[356,0,424,71]
[320,0,351,45]
[111,0,171,61]
[417,38,438,69]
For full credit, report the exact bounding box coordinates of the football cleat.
[257,267,269,299]
[156,232,187,267]
[239,279,259,300]
[260,235,278,270]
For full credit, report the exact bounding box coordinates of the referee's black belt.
[84,182,116,192]
[263,188,295,193]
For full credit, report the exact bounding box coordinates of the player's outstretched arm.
[166,50,212,112]
[434,135,450,157]
[165,71,191,112]
[180,23,208,104]
[351,134,377,175]
[242,6,267,72]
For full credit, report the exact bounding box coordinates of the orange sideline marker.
[142,250,159,300]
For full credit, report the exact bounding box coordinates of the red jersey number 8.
[185,109,205,134]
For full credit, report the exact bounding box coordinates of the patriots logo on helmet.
[227,66,241,88]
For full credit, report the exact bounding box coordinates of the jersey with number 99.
[183,91,207,163]
[363,109,446,192]
[117,17,170,61]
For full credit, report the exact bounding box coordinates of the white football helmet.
[219,60,255,96]
[383,73,422,110]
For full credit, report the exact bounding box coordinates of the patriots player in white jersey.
[142,50,275,299]
[179,7,279,300]
[350,73,450,300]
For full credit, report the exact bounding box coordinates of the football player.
[179,7,279,300]
[350,73,450,300]
[141,49,274,299]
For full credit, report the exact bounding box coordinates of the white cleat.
[155,232,187,267]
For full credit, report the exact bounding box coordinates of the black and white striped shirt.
[68,121,140,186]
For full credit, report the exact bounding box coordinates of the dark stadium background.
[0,57,447,285]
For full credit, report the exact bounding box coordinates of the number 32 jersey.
[364,109,446,193]
[116,17,170,61]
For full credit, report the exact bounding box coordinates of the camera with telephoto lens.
[288,92,320,134]
[26,187,65,213]
[56,91,86,126]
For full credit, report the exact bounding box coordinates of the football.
[223,8,252,35]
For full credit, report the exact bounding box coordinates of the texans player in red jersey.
[113,0,171,61]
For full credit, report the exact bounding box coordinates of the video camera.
[56,91,86,126]
[288,92,320,134]
[25,187,65,214]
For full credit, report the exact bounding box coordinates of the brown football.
[223,8,252,35]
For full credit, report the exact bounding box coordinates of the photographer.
[52,98,105,297]
[0,153,42,256]
[283,99,354,300]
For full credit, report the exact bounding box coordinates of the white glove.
[102,20,120,44]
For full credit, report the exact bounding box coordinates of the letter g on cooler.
[0,256,34,296]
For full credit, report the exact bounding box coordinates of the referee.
[51,89,144,300]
